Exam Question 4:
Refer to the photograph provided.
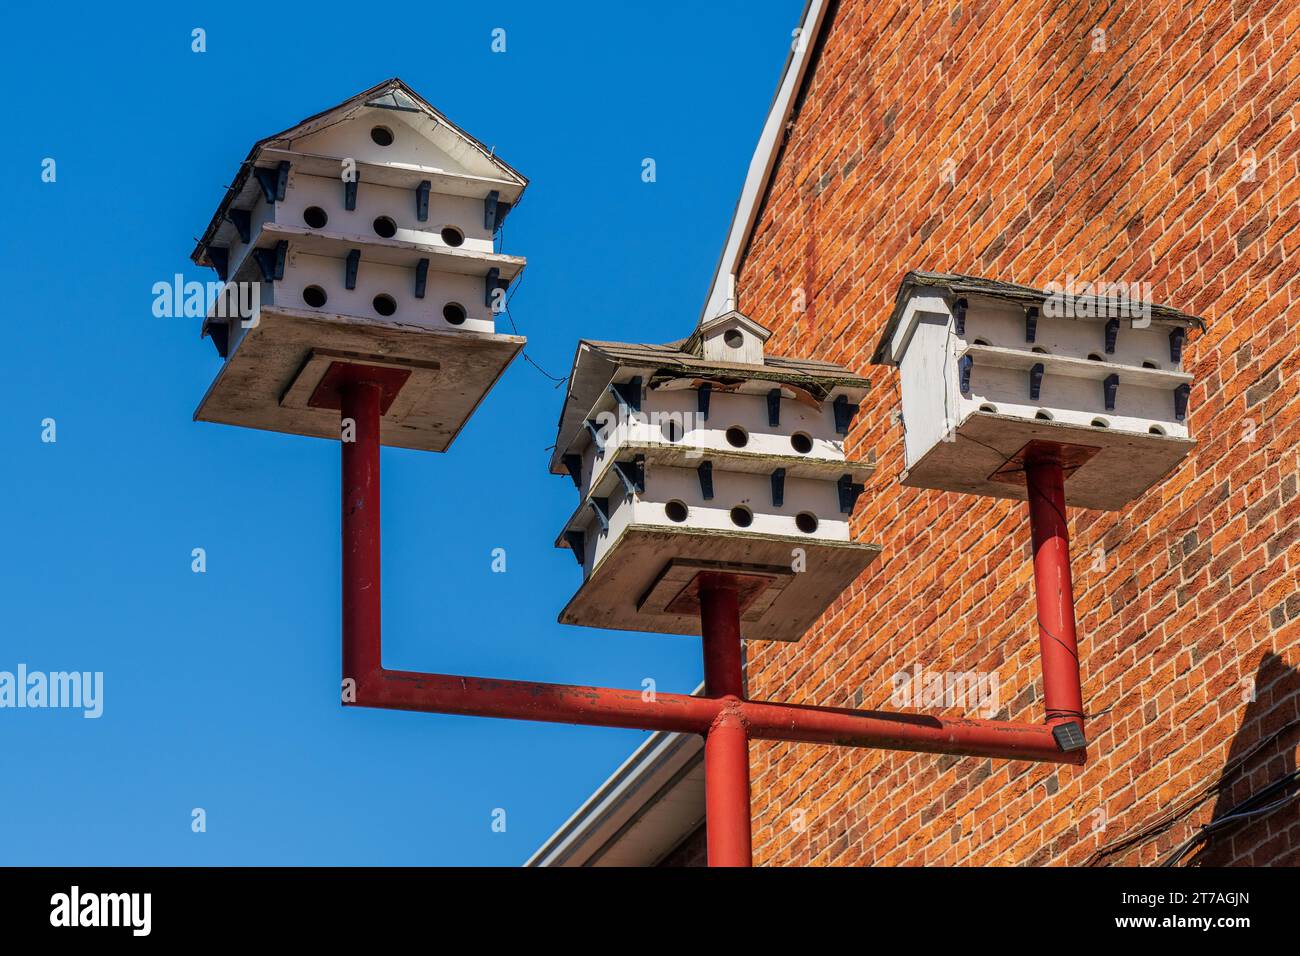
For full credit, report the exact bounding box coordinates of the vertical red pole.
[1025,448,1084,734]
[698,573,753,867]
[342,380,383,688]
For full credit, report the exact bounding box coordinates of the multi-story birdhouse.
[873,272,1206,510]
[190,78,528,451]
[551,312,880,643]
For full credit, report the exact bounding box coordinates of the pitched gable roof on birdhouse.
[191,77,527,270]
[872,271,1205,365]
[189,78,530,454]
[681,310,773,365]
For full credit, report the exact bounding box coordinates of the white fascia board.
[889,292,953,365]
[525,687,705,868]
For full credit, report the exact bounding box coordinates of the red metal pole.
[742,700,1082,765]
[698,573,752,868]
[1025,447,1085,736]
[341,380,383,689]
[366,668,720,734]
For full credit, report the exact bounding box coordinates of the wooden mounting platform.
[902,410,1194,511]
[194,305,523,451]
[558,525,881,643]
[640,559,793,622]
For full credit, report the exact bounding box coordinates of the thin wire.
[1161,770,1300,866]
[1085,716,1300,866]
[492,232,567,387]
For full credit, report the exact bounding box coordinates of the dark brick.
[1248,489,1281,528]
[1267,521,1300,561]
[1245,363,1282,407]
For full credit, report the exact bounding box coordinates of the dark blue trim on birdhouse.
[697,461,714,501]
[209,322,229,358]
[1169,327,1185,364]
[1029,362,1044,400]
[415,180,430,222]
[837,474,865,514]
[1104,318,1120,354]
[767,389,781,427]
[833,394,858,436]
[483,192,513,233]
[208,247,229,281]
[583,419,606,453]
[561,454,583,488]
[251,240,288,282]
[345,249,360,290]
[562,530,585,566]
[959,355,973,395]
[697,383,711,421]
[953,298,967,335]
[485,267,507,308]
[253,161,289,204]
[414,258,429,299]
[227,208,251,243]
[1174,383,1190,420]
[612,456,646,496]
[1103,373,1119,411]
[1025,306,1038,343]
[587,496,611,532]
[608,378,642,413]
[344,175,358,211]
[770,468,786,507]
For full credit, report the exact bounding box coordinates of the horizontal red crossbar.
[344,669,1082,765]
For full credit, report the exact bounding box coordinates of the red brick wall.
[738,0,1300,865]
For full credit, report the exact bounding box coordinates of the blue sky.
[0,1,799,863]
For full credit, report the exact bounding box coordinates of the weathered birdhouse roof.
[683,310,774,352]
[190,77,529,268]
[549,337,870,475]
[871,270,1208,365]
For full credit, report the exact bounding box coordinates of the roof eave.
[190,77,528,268]
[871,270,1210,366]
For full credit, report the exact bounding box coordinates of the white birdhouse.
[190,78,528,451]
[873,272,1205,510]
[551,313,880,643]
